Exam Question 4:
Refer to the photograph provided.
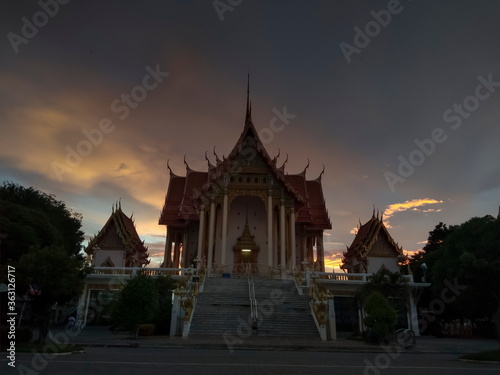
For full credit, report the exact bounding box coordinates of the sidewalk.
[48,326,500,354]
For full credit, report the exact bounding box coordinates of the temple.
[85,202,150,267]
[159,78,331,274]
[341,210,407,274]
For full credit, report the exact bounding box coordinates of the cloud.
[383,198,443,228]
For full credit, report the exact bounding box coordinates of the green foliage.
[16,245,91,343]
[363,292,397,344]
[414,215,500,339]
[0,182,84,263]
[356,269,409,312]
[112,272,159,339]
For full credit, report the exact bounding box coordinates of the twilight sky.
[1,0,499,271]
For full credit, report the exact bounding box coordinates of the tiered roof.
[85,202,149,266]
[341,210,405,273]
[159,79,331,231]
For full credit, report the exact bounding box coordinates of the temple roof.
[341,210,405,271]
[85,202,149,265]
[159,80,331,230]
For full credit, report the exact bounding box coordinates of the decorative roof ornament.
[245,73,253,125]
[314,164,325,181]
[279,153,289,171]
[300,159,310,176]
[272,148,280,165]
[213,146,222,165]
[205,151,215,169]
[184,155,193,172]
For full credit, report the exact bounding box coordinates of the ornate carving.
[228,188,267,207]
[96,227,124,249]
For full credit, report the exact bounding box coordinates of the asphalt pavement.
[46,326,500,354]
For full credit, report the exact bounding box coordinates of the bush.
[363,292,397,344]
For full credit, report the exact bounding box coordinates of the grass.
[2,342,85,354]
[460,349,500,362]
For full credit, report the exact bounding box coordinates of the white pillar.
[280,199,285,267]
[409,291,420,336]
[317,233,324,272]
[207,200,216,269]
[197,205,206,263]
[290,207,296,270]
[182,231,188,267]
[328,298,337,340]
[267,192,273,267]
[221,192,229,267]
[83,288,92,327]
[164,228,172,267]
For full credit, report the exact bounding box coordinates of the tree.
[356,269,409,312]
[363,292,398,344]
[16,245,91,343]
[0,182,84,263]
[112,272,159,339]
[432,215,500,342]
[0,182,89,344]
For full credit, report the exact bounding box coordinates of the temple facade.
[159,84,331,274]
[341,211,407,274]
[85,202,150,268]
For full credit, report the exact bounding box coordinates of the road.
[2,347,499,375]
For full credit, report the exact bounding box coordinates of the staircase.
[189,278,250,336]
[189,277,319,339]
[252,278,318,338]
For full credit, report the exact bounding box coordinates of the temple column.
[182,231,188,267]
[290,207,296,270]
[280,199,285,267]
[317,232,325,272]
[302,235,307,264]
[164,228,172,267]
[220,190,229,266]
[207,200,216,269]
[173,231,181,268]
[267,191,273,267]
[197,205,206,263]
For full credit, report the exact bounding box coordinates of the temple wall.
[225,196,267,269]
[92,249,124,267]
[366,256,399,274]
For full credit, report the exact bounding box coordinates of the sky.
[1,0,499,271]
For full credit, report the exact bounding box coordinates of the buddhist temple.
[158,78,331,273]
[341,210,407,274]
[85,202,150,268]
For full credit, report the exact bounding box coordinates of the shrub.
[363,292,397,344]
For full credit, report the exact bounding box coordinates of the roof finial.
[245,73,252,124]
[213,146,221,164]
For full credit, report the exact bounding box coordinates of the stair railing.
[247,263,259,328]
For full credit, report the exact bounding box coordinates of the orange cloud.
[383,198,443,227]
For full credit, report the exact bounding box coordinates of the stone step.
[190,278,319,338]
